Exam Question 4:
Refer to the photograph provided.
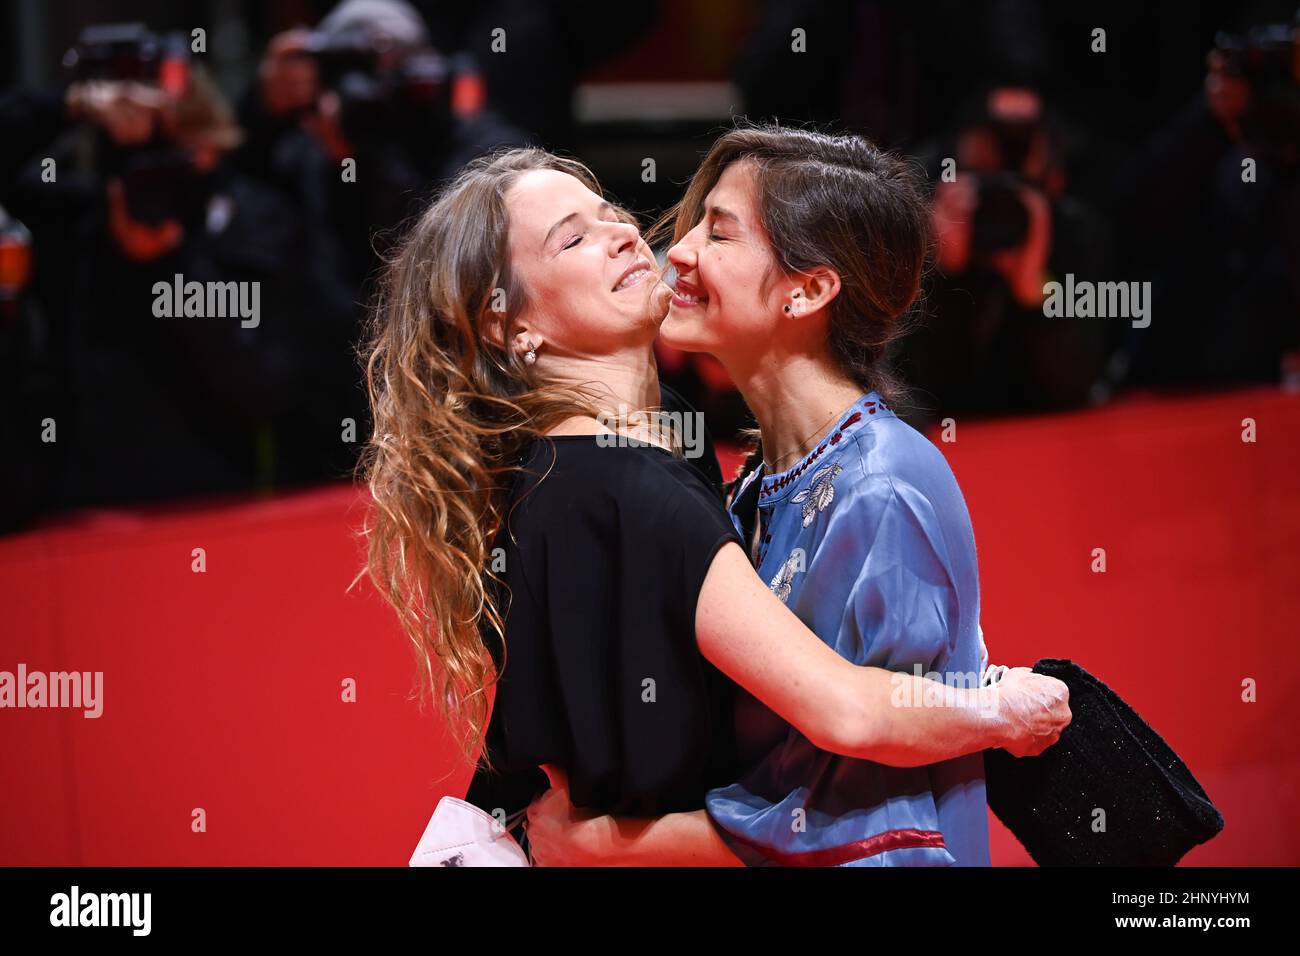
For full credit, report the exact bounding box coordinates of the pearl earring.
[524,349,537,365]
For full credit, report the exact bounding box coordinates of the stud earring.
[524,349,537,365]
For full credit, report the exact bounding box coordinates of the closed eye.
[562,235,583,250]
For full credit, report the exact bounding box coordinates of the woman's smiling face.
[504,169,671,357]
[660,160,790,355]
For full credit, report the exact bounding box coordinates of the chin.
[657,310,710,353]
[644,282,673,325]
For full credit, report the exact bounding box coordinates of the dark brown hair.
[654,123,931,410]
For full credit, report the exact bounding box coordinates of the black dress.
[464,394,743,845]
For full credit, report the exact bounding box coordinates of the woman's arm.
[526,768,742,867]
[695,543,1070,766]
[527,544,1071,867]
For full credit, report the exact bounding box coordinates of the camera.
[64,24,205,225]
[63,22,190,93]
[970,173,1031,253]
[964,93,1049,254]
[298,27,453,149]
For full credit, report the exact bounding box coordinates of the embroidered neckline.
[758,393,892,500]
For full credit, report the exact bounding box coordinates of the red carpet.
[1,386,1296,865]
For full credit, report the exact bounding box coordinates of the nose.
[667,226,699,273]
[608,220,640,258]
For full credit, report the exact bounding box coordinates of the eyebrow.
[708,205,741,226]
[544,201,616,250]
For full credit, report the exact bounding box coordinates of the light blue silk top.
[706,392,992,866]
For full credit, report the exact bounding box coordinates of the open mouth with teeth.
[671,277,708,307]
[612,263,656,292]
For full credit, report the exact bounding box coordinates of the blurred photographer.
[904,86,1115,423]
[0,23,307,517]
[238,0,524,285]
[1116,13,1300,389]
[233,0,528,481]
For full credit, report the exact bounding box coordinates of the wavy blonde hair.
[353,148,615,770]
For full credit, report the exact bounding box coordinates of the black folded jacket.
[985,659,1225,866]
